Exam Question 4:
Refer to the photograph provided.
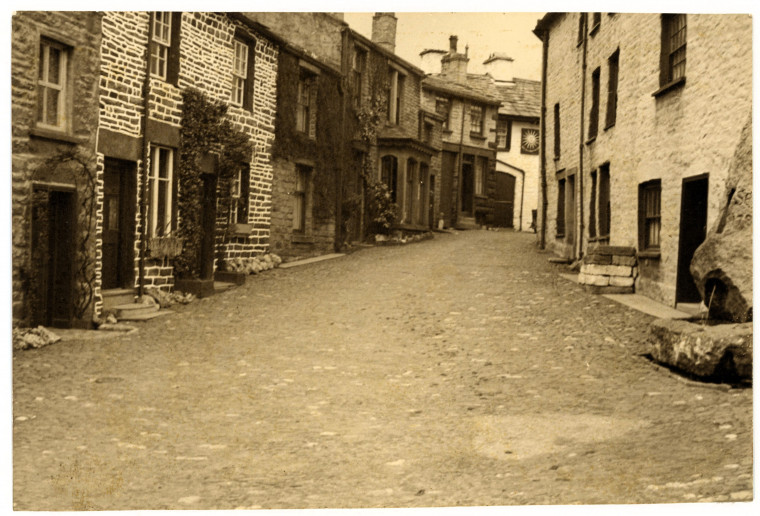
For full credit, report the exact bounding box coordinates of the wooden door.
[102,159,136,289]
[493,172,516,228]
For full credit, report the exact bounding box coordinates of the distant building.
[486,53,541,232]
[421,36,502,229]
[533,13,752,306]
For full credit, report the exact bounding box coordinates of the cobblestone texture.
[12,231,752,509]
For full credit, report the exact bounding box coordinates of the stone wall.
[11,11,102,327]
[97,12,278,305]
[541,13,752,306]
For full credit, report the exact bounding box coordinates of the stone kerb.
[579,245,637,294]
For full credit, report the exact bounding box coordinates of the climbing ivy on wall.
[272,52,343,226]
[174,89,252,279]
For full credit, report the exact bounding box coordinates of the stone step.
[455,217,480,230]
[101,288,137,312]
[114,300,159,320]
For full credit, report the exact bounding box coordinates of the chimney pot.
[449,35,458,53]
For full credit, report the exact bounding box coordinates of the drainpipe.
[138,18,153,299]
[336,30,349,252]
[577,14,588,261]
[537,28,548,249]
[516,166,525,231]
[456,99,467,224]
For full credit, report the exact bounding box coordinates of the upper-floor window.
[588,67,600,140]
[148,145,176,237]
[296,68,316,136]
[470,105,484,135]
[553,103,561,158]
[521,128,539,155]
[661,14,687,86]
[590,12,601,34]
[577,13,586,46]
[423,122,434,144]
[388,67,404,124]
[231,39,250,107]
[435,97,450,131]
[606,50,619,129]
[496,117,511,150]
[150,12,180,83]
[37,39,69,130]
[351,46,367,109]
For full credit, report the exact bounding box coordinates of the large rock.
[648,318,752,381]
[690,114,752,322]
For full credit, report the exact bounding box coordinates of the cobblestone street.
[12,231,753,510]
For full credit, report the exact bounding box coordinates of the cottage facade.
[95,12,278,316]
[421,36,501,229]
[534,13,752,306]
[11,12,103,328]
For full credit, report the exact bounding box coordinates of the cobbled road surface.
[12,231,753,510]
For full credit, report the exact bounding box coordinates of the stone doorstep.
[581,264,634,277]
[604,294,693,320]
[583,284,633,295]
[279,253,345,269]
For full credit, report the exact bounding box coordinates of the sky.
[343,12,544,80]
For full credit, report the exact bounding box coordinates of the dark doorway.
[493,171,516,228]
[676,174,709,303]
[566,174,576,255]
[461,154,474,215]
[30,187,76,328]
[102,158,136,290]
[200,173,218,280]
[428,174,436,229]
[440,151,456,227]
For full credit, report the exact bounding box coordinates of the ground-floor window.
[405,158,417,223]
[598,163,610,238]
[639,179,661,250]
[589,170,597,239]
[229,164,250,225]
[293,164,311,232]
[380,155,398,204]
[148,145,175,237]
[475,156,487,196]
[556,178,566,238]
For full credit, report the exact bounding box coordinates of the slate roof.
[422,73,503,105]
[495,78,541,119]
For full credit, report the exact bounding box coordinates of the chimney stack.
[483,53,515,83]
[372,12,397,53]
[441,34,469,83]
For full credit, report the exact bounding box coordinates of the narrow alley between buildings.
[12,231,753,509]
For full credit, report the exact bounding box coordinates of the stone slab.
[648,318,752,380]
[279,253,346,269]
[588,245,636,256]
[579,273,610,286]
[603,294,693,320]
[583,254,612,265]
[582,264,632,277]
[609,276,635,287]
[612,255,637,266]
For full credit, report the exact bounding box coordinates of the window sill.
[589,23,600,36]
[585,136,597,145]
[229,223,253,237]
[30,127,86,145]
[469,132,487,141]
[442,129,453,135]
[556,233,565,239]
[652,77,686,98]
[553,156,561,162]
[291,234,314,244]
[638,250,661,259]
[603,122,615,131]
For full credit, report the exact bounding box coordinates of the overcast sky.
[343,12,544,80]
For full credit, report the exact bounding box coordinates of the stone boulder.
[648,318,752,382]
[690,114,752,322]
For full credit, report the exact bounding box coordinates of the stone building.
[96,12,278,314]
[243,13,346,260]
[487,54,541,232]
[347,13,443,239]
[11,12,103,328]
[533,13,752,307]
[421,36,501,229]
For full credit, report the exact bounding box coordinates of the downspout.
[336,30,349,252]
[577,14,588,260]
[517,166,525,231]
[537,28,548,249]
[138,17,153,299]
[456,99,467,223]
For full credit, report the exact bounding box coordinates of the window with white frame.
[229,165,250,225]
[470,105,484,135]
[37,39,68,130]
[148,146,175,237]
[231,39,249,107]
[475,156,487,196]
[388,67,404,124]
[150,12,172,79]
